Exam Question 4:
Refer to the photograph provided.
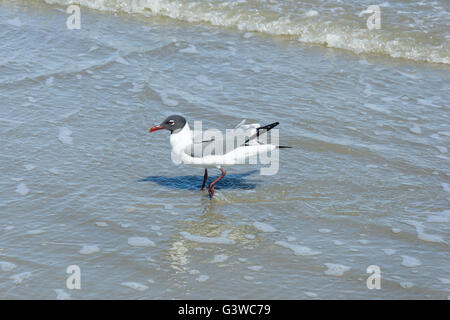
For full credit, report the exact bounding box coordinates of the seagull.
[149,115,290,197]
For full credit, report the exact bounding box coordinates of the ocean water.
[0,0,449,299]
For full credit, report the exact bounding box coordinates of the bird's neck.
[170,123,192,152]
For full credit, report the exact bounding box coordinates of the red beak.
[149,125,164,133]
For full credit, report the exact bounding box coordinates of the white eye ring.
[168,120,175,125]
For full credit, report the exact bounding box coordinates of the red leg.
[208,168,226,197]
[201,169,208,190]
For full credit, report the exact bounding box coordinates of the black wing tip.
[259,122,279,131]
[277,145,292,149]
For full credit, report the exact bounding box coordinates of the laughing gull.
[149,115,290,197]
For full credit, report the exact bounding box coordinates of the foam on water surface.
[120,282,149,291]
[324,263,351,276]
[42,0,450,64]
[383,249,396,256]
[24,164,36,171]
[401,255,422,268]
[304,291,318,298]
[400,281,415,289]
[95,222,108,227]
[54,289,72,300]
[253,222,277,233]
[427,210,450,223]
[180,230,235,244]
[275,241,320,256]
[58,127,73,145]
[248,266,263,272]
[16,183,29,196]
[128,237,156,247]
[27,229,45,235]
[0,261,17,272]
[196,275,209,282]
[79,245,100,255]
[211,254,229,264]
[10,272,32,284]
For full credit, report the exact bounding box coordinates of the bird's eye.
[168,120,175,125]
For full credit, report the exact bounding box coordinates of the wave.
[43,0,449,65]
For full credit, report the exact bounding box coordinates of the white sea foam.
[211,254,228,263]
[248,266,263,271]
[115,56,130,65]
[27,229,44,235]
[45,76,54,86]
[48,168,61,175]
[364,103,391,114]
[442,183,450,193]
[121,282,149,291]
[180,230,235,244]
[435,146,448,154]
[54,289,72,300]
[24,164,36,171]
[79,245,100,255]
[383,248,396,256]
[275,241,320,256]
[160,92,179,107]
[180,45,198,54]
[0,261,17,272]
[253,222,277,233]
[196,275,209,282]
[427,210,450,223]
[400,281,414,289]
[195,75,212,86]
[58,127,73,145]
[7,18,22,27]
[10,271,32,284]
[16,183,29,195]
[305,10,318,17]
[42,0,450,65]
[405,220,446,244]
[128,237,156,247]
[409,125,422,134]
[304,291,318,298]
[401,255,422,268]
[324,263,351,276]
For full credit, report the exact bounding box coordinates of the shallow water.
[0,0,449,299]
